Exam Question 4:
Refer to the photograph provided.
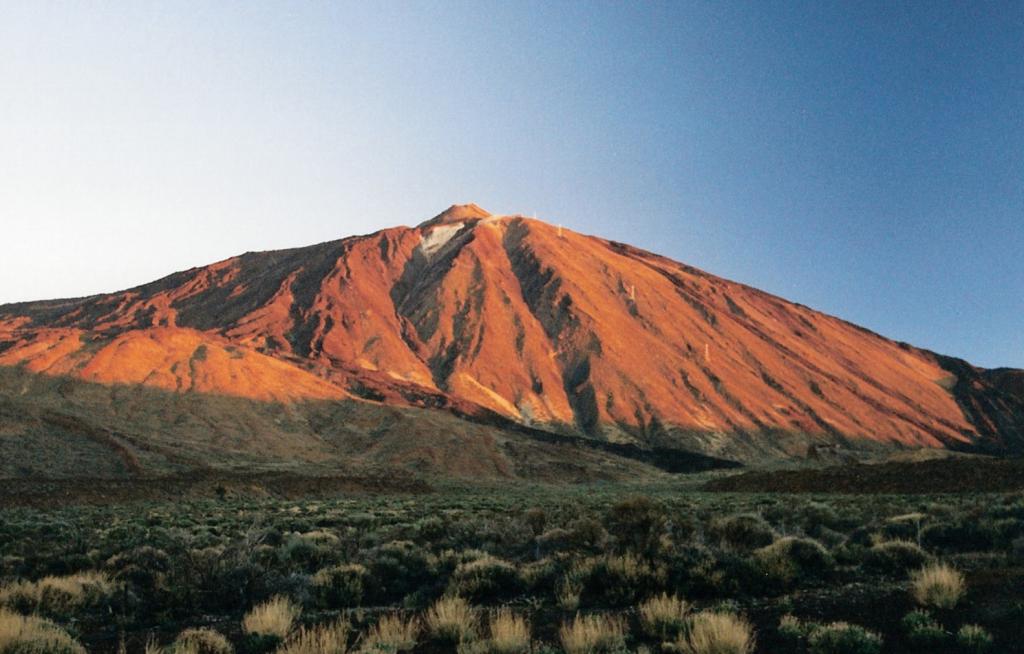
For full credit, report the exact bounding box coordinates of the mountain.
[1,204,1022,476]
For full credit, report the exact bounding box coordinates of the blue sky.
[1,2,1021,367]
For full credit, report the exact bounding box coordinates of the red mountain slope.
[1,204,1021,460]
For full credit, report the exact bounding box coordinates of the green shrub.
[278,534,328,571]
[364,542,435,604]
[450,556,520,603]
[313,564,366,608]
[105,546,171,595]
[604,496,667,557]
[711,514,776,551]
[882,513,927,543]
[921,521,996,553]
[565,518,609,553]
[901,610,947,649]
[863,540,929,576]
[776,615,806,648]
[754,537,833,587]
[956,624,993,653]
[798,502,846,532]
[535,528,574,556]
[807,622,882,654]
[581,554,664,607]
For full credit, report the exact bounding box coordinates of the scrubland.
[1,482,1023,653]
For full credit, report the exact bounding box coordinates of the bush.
[776,615,805,648]
[243,596,300,639]
[921,521,996,553]
[170,627,234,654]
[565,518,610,553]
[710,514,776,551]
[638,593,688,640]
[361,614,418,653]
[459,609,531,654]
[911,563,965,609]
[678,611,754,654]
[364,542,435,605]
[275,619,349,654]
[450,556,520,603]
[956,624,993,653]
[0,608,86,654]
[581,554,664,607]
[901,610,947,649]
[807,622,882,654]
[863,540,929,576]
[558,613,625,654]
[882,513,927,543]
[604,496,667,557]
[106,546,172,595]
[278,534,330,571]
[754,537,833,587]
[424,596,475,644]
[313,564,367,608]
[0,571,120,617]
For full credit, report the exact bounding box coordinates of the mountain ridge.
[2,204,1022,467]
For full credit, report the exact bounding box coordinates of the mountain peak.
[2,203,1022,463]
[420,203,491,227]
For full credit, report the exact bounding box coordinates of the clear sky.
[1,2,1021,368]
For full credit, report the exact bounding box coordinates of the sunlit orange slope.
[1,204,1021,460]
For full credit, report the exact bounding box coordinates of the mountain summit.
[1,205,1022,465]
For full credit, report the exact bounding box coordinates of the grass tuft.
[638,593,688,640]
[0,608,86,654]
[911,562,965,609]
[361,614,418,653]
[558,613,625,654]
[243,595,300,639]
[276,619,349,654]
[679,611,754,654]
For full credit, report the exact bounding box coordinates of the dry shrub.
[679,611,754,654]
[243,595,300,638]
[424,596,475,644]
[361,614,419,653]
[0,608,86,654]
[0,571,119,615]
[911,562,965,609]
[171,627,234,654]
[276,619,349,654]
[486,609,530,654]
[558,613,625,654]
[638,593,688,640]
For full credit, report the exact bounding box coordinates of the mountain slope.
[1,204,1021,464]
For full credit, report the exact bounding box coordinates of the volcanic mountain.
[1,204,1022,477]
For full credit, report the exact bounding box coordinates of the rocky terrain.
[1,204,1021,476]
